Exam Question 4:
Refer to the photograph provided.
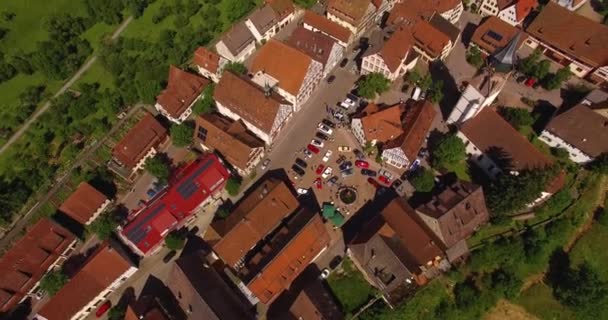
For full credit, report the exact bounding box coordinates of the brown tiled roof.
[59,182,108,225]
[385,100,437,163]
[327,0,372,26]
[214,71,290,134]
[266,0,295,20]
[544,104,608,158]
[417,181,490,247]
[195,113,264,170]
[359,104,405,143]
[286,27,337,66]
[287,280,343,320]
[429,14,460,44]
[378,28,413,72]
[211,178,299,268]
[496,0,514,10]
[412,20,450,59]
[461,108,553,171]
[0,219,75,313]
[219,22,255,56]
[38,242,134,320]
[248,5,278,34]
[526,2,608,67]
[112,112,167,169]
[472,16,524,54]
[193,47,221,74]
[251,40,313,96]
[388,0,461,26]
[156,66,210,119]
[247,213,330,304]
[515,0,538,21]
[303,10,352,44]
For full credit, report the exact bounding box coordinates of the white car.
[261,159,270,170]
[311,139,324,148]
[334,111,345,121]
[322,150,333,162]
[338,146,351,152]
[297,188,309,195]
[317,123,333,135]
[322,166,333,179]
[320,268,331,279]
[340,98,356,109]
[303,149,313,159]
[379,169,393,179]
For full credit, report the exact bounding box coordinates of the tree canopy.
[498,107,535,129]
[193,84,215,114]
[224,62,247,75]
[164,231,186,250]
[590,153,608,174]
[170,123,194,147]
[225,177,242,196]
[88,211,118,240]
[357,73,391,99]
[431,134,466,168]
[144,155,171,182]
[409,168,435,192]
[40,270,68,296]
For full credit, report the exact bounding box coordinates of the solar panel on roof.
[486,30,503,42]
[125,203,167,243]
[176,158,215,199]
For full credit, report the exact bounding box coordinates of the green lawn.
[514,283,577,320]
[80,22,116,52]
[75,62,116,90]
[443,161,471,182]
[327,258,376,314]
[570,222,608,282]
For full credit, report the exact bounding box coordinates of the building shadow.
[461,21,479,46]
[532,100,558,133]
[486,146,514,172]
[341,188,397,244]
[429,61,460,120]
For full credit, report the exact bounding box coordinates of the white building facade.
[361,51,418,81]
[215,39,256,63]
[538,130,594,164]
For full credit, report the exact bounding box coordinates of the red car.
[95,301,112,318]
[355,160,369,169]
[307,144,320,154]
[525,77,536,87]
[315,164,325,175]
[314,178,323,189]
[367,177,380,188]
[378,175,391,185]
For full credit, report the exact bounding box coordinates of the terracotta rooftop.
[156,66,210,119]
[112,112,167,169]
[388,0,461,26]
[286,279,343,320]
[385,100,437,163]
[266,0,295,20]
[194,113,265,170]
[526,2,608,67]
[59,182,109,225]
[219,22,255,56]
[193,47,222,74]
[211,178,299,268]
[472,16,524,54]
[327,0,372,26]
[251,40,314,96]
[248,5,278,34]
[378,28,413,72]
[544,104,608,158]
[412,20,451,59]
[214,71,291,134]
[429,14,460,44]
[303,10,352,44]
[38,242,135,320]
[358,104,405,143]
[515,0,538,21]
[0,219,75,313]
[286,27,338,67]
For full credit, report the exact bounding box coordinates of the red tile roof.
[37,242,134,320]
[359,104,404,143]
[251,40,314,96]
[388,0,461,26]
[412,20,450,59]
[515,0,538,21]
[122,154,230,255]
[472,16,525,54]
[156,66,210,119]
[112,112,167,170]
[303,10,352,44]
[266,0,295,20]
[286,27,338,67]
[385,100,437,163]
[59,182,108,225]
[193,47,221,74]
[378,28,413,72]
[0,219,75,313]
[327,0,372,26]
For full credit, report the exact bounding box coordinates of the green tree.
[466,46,484,68]
[170,123,194,147]
[193,84,215,114]
[454,280,479,308]
[553,263,608,311]
[407,71,433,92]
[518,49,541,76]
[216,207,230,219]
[1,11,16,22]
[357,72,391,99]
[590,153,608,174]
[224,62,247,75]
[108,305,127,320]
[498,107,534,129]
[144,155,170,182]
[88,212,118,240]
[431,134,465,168]
[545,67,572,90]
[224,0,254,22]
[533,59,551,80]
[428,80,444,103]
[487,269,522,299]
[225,177,242,196]
[409,168,435,192]
[40,270,68,296]
[164,231,186,250]
[550,147,569,160]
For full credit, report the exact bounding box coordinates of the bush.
[225,177,241,196]
[144,155,170,182]
[466,46,484,68]
[170,123,194,147]
[498,107,535,129]
[550,147,570,159]
[88,212,118,240]
[409,168,435,192]
[431,134,465,169]
[589,153,608,174]
[224,62,247,75]
[40,270,68,296]
[193,84,215,114]
[357,72,391,99]
[164,231,186,250]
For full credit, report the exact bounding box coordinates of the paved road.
[0,16,133,155]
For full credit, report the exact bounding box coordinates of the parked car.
[297,188,309,195]
[339,161,352,171]
[354,149,365,160]
[525,77,537,87]
[412,87,422,100]
[316,132,329,141]
[361,168,377,177]
[408,159,421,173]
[327,176,339,187]
[392,179,403,190]
[292,164,306,176]
[316,164,326,175]
[378,175,391,185]
[320,268,331,279]
[322,150,333,162]
[379,169,393,180]
[261,158,271,170]
[146,188,158,198]
[329,256,343,269]
[307,144,320,154]
[322,167,333,179]
[95,301,112,318]
[338,145,351,152]
[314,178,323,189]
[333,111,345,121]
[303,148,313,159]
[322,119,336,128]
[418,148,428,158]
[367,177,380,188]
[340,58,348,68]
[327,75,336,83]
[317,123,334,135]
[341,168,354,178]
[340,98,356,109]
[311,139,324,148]
[295,158,308,168]
[162,250,177,263]
[336,155,346,164]
[355,160,369,168]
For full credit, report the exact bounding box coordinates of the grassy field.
[327,258,376,315]
[570,222,608,281]
[514,283,577,320]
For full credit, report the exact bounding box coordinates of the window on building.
[197,127,208,141]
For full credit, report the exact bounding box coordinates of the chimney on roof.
[264,82,272,97]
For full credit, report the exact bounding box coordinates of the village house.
[215,22,257,62]
[59,182,111,226]
[245,5,280,43]
[276,278,344,320]
[302,10,353,48]
[326,0,379,37]
[387,0,464,27]
[470,16,525,56]
[0,219,77,313]
[350,103,404,147]
[360,28,417,81]
[479,0,538,26]
[193,47,228,83]
[194,113,265,176]
[155,66,210,124]
[111,112,168,179]
[286,27,344,78]
[36,241,138,320]
[581,89,608,118]
[266,0,296,27]
[539,104,608,164]
[214,71,293,145]
[524,2,608,86]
